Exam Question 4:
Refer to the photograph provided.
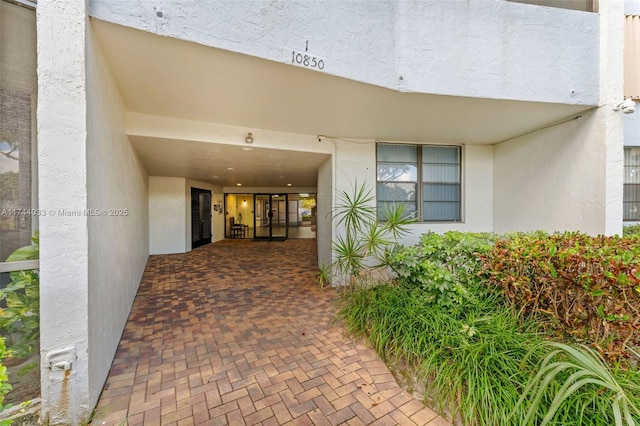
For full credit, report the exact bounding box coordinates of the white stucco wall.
[90,0,598,105]
[394,1,597,104]
[493,109,616,235]
[37,1,91,423]
[149,177,188,254]
[626,0,640,15]
[494,0,624,236]
[38,3,150,420]
[149,177,224,254]
[85,25,150,409]
[624,110,640,147]
[316,157,333,269]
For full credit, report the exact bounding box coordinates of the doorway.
[191,188,212,248]
[255,194,287,240]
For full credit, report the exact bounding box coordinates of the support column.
[600,0,625,235]
[37,1,91,424]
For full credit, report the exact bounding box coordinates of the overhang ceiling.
[129,135,328,188]
[91,19,594,188]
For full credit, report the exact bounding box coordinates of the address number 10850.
[291,50,325,70]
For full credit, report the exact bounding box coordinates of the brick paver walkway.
[91,239,449,425]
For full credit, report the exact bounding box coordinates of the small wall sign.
[290,49,325,70]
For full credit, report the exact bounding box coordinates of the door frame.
[253,193,288,240]
[191,187,212,249]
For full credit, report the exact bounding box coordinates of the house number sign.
[289,41,325,70]
[290,50,325,70]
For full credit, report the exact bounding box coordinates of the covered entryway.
[90,240,448,425]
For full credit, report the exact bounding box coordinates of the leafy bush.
[623,223,640,238]
[0,337,13,414]
[0,233,39,360]
[389,231,496,311]
[481,232,640,361]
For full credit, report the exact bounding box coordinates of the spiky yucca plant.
[317,181,414,287]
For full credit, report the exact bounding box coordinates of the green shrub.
[336,230,640,425]
[481,231,640,361]
[1,232,39,360]
[389,231,496,311]
[335,283,546,425]
[623,223,640,238]
[0,337,13,414]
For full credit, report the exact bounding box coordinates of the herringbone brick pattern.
[91,239,449,426]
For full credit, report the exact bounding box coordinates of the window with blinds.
[624,148,640,221]
[0,1,37,261]
[377,144,462,222]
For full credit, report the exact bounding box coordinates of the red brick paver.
[91,240,448,425]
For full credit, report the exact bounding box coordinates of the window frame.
[376,142,463,223]
[624,147,640,222]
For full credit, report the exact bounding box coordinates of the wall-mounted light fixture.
[613,98,636,114]
[245,132,254,144]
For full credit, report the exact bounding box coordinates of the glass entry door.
[254,194,288,239]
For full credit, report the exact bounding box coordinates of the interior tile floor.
[91,239,449,426]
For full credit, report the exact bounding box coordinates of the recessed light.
[287,183,292,187]
[227,167,234,170]
[213,176,219,179]
[279,176,285,179]
[236,183,242,186]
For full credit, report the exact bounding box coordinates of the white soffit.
[129,135,329,188]
[91,19,592,185]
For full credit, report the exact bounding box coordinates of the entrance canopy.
[91,19,592,188]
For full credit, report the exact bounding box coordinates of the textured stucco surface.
[149,177,188,254]
[37,1,91,423]
[601,0,625,236]
[626,0,640,15]
[493,109,611,235]
[624,113,640,146]
[317,156,333,269]
[89,0,599,105]
[85,24,150,410]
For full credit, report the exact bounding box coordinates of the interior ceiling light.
[245,132,254,144]
[287,183,292,187]
[236,183,242,186]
